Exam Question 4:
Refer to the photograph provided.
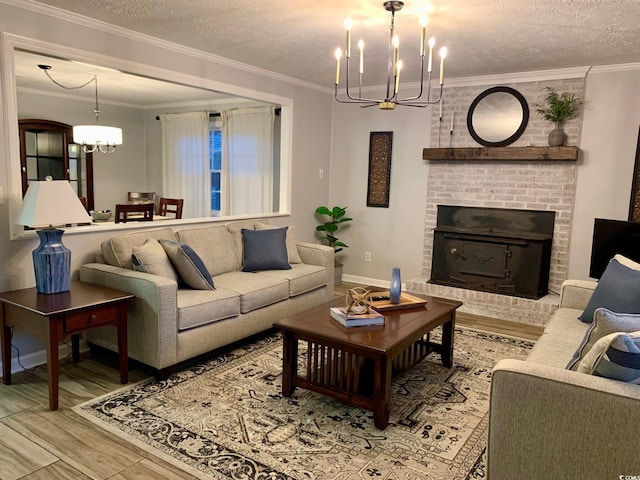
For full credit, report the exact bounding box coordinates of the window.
[209,121,222,216]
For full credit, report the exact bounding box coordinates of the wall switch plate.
[319,168,324,180]
[365,252,371,261]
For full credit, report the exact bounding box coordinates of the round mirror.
[466,86,529,147]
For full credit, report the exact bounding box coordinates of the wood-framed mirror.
[466,86,529,147]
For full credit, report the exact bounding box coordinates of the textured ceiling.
[30,0,640,89]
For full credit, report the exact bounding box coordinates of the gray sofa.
[80,220,334,377]
[488,279,640,479]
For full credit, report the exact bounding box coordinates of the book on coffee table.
[329,307,385,327]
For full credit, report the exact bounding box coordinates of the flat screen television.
[589,218,640,278]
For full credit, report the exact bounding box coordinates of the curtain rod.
[155,108,280,120]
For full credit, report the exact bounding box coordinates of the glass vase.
[389,267,401,304]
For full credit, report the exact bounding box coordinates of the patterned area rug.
[74,327,533,480]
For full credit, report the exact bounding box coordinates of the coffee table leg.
[281,331,297,396]
[373,355,392,430]
[441,315,455,368]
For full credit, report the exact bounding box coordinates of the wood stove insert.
[430,205,555,299]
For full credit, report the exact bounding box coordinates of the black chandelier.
[334,1,447,110]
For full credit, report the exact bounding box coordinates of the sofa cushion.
[176,288,240,331]
[177,225,242,275]
[578,257,640,322]
[259,264,328,296]
[241,227,291,272]
[160,240,214,290]
[101,227,178,269]
[255,222,303,264]
[526,307,590,368]
[213,271,289,313]
[576,330,640,382]
[568,308,640,370]
[131,238,179,282]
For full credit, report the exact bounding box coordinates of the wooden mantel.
[423,146,579,162]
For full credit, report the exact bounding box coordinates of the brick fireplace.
[406,78,584,326]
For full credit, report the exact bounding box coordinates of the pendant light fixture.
[38,64,123,153]
[334,1,447,109]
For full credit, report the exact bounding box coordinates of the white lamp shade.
[73,125,123,146]
[16,180,92,227]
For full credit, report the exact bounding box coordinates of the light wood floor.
[0,284,542,480]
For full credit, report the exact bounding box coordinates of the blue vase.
[32,228,71,294]
[389,267,401,304]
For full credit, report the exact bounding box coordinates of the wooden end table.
[0,281,133,410]
[274,293,462,430]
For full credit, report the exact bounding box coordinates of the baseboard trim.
[0,340,90,377]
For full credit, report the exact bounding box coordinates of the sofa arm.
[558,279,597,310]
[297,242,334,269]
[488,359,640,479]
[79,263,179,370]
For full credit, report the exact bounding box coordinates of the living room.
[1,0,639,478]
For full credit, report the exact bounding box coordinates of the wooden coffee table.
[274,293,462,429]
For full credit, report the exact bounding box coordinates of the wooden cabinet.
[19,119,94,210]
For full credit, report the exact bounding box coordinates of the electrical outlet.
[364,252,371,262]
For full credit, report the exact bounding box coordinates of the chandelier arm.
[395,84,444,107]
[340,59,389,104]
[396,58,428,102]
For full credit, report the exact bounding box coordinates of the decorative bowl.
[91,210,112,222]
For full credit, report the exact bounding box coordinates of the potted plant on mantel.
[533,87,582,147]
[315,205,352,286]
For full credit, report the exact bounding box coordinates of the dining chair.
[114,203,155,223]
[158,197,184,219]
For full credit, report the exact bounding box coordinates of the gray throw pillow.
[567,308,640,370]
[131,238,178,282]
[576,330,640,383]
[578,257,640,323]
[159,240,214,290]
[241,227,291,272]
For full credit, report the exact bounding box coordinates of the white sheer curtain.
[221,106,275,216]
[160,112,210,218]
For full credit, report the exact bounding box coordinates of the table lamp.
[15,178,92,294]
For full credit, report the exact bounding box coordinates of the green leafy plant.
[315,206,352,264]
[533,87,582,123]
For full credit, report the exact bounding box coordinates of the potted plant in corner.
[533,87,582,146]
[315,205,352,286]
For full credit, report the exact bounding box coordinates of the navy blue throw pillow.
[578,258,640,323]
[241,227,292,272]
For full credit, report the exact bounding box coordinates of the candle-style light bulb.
[419,16,428,57]
[344,17,353,58]
[335,48,342,85]
[439,46,447,85]
[427,37,436,72]
[395,59,403,94]
[358,39,365,74]
[392,35,400,75]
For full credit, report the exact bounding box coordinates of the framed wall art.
[367,131,393,208]
[629,126,640,222]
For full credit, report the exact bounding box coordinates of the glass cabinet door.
[19,119,94,210]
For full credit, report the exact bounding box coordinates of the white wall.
[568,67,640,279]
[329,98,431,283]
[0,2,333,363]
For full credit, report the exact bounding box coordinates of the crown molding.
[1,0,331,95]
[589,62,640,74]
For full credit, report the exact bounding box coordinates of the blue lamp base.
[32,228,71,294]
